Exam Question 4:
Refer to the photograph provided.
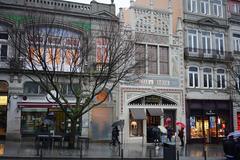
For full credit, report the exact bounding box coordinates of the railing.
[9,57,25,70]
[184,48,233,62]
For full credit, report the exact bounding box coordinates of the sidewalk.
[0,139,225,160]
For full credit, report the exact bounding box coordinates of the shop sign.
[205,110,215,115]
[0,96,8,105]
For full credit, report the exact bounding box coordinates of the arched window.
[203,68,213,88]
[216,68,226,89]
[188,66,199,88]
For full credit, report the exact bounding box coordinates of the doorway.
[146,113,160,143]
[0,107,7,139]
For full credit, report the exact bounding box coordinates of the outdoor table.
[77,136,89,149]
[36,134,63,149]
[36,134,52,148]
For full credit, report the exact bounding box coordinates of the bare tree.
[8,12,139,148]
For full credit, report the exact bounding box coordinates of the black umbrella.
[112,120,124,129]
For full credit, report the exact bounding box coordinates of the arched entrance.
[0,81,9,139]
[128,95,177,143]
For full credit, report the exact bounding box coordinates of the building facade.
[183,0,233,143]
[227,0,240,132]
[0,0,117,140]
[118,0,185,144]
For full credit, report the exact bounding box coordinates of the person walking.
[178,127,184,146]
[167,126,173,142]
[112,126,120,146]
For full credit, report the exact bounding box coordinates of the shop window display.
[190,116,204,139]
[190,115,226,140]
[129,119,143,137]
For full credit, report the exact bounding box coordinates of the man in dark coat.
[235,137,240,160]
[112,126,120,146]
[167,127,173,142]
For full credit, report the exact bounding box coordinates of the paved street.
[0,138,225,160]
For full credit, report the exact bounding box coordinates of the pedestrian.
[223,135,235,158]
[167,126,173,142]
[178,127,184,146]
[152,126,161,146]
[235,137,240,160]
[112,126,120,146]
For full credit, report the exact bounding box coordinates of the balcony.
[184,48,233,63]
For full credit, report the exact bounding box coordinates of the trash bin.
[163,142,176,160]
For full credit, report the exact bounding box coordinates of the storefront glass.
[129,119,143,137]
[21,108,65,135]
[190,115,226,140]
[190,116,204,139]
[21,109,47,134]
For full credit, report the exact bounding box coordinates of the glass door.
[203,118,209,143]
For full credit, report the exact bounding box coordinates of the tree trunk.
[68,120,76,148]
[79,117,82,136]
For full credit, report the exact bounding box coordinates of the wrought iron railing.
[184,48,233,62]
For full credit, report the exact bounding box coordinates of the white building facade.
[118,0,185,144]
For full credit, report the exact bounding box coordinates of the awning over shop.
[147,108,163,116]
[130,108,146,120]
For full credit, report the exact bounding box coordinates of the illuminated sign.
[0,96,8,105]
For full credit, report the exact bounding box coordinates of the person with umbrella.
[176,122,185,146]
[112,126,120,146]
[178,127,184,146]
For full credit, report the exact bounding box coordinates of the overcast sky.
[65,0,130,14]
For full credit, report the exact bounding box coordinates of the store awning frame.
[129,108,146,120]
[147,108,163,116]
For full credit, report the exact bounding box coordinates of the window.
[235,65,240,90]
[148,45,157,74]
[233,34,240,53]
[135,44,146,74]
[203,68,213,88]
[233,3,240,14]
[188,0,197,13]
[23,82,45,94]
[0,33,8,61]
[200,0,209,15]
[215,33,224,55]
[159,47,169,74]
[202,31,211,55]
[188,30,198,52]
[213,1,222,17]
[216,69,226,89]
[188,66,199,88]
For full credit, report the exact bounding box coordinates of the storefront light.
[131,121,137,128]
[0,144,4,156]
[0,96,8,105]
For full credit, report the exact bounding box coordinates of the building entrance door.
[147,115,160,143]
[0,107,7,139]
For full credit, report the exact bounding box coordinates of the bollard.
[176,150,179,160]
[121,148,124,159]
[204,149,207,160]
[80,141,83,159]
[119,143,121,156]
[40,142,43,160]
[149,148,152,160]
